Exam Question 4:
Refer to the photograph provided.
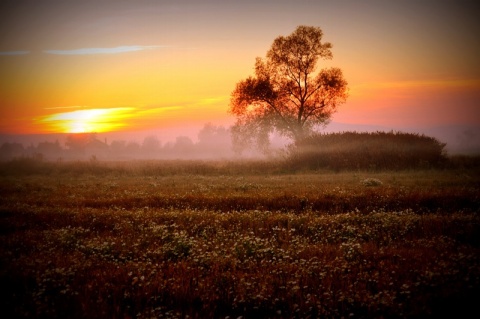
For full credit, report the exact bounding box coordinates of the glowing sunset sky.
[0,0,479,135]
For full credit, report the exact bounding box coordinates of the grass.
[287,131,448,171]
[1,160,479,318]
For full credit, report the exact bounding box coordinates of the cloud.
[44,105,86,110]
[199,96,228,105]
[350,78,480,100]
[0,50,30,56]
[42,108,132,121]
[353,79,480,92]
[136,106,183,116]
[43,45,167,55]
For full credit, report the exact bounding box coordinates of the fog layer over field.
[1,122,479,161]
[0,123,279,161]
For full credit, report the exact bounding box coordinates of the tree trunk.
[293,124,305,143]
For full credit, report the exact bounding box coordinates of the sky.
[0,0,479,148]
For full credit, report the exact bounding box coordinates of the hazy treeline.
[0,124,247,161]
[3,129,477,171]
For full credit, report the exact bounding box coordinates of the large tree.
[230,26,348,151]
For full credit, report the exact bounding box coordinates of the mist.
[0,123,283,162]
[1,122,479,162]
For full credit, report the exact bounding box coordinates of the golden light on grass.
[38,107,135,133]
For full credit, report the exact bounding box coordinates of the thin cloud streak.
[43,45,168,55]
[41,108,133,121]
[349,79,480,98]
[44,106,87,110]
[0,50,30,56]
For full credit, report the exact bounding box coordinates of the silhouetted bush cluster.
[286,131,447,170]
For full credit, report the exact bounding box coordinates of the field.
[1,160,480,318]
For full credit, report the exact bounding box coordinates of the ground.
[1,160,479,318]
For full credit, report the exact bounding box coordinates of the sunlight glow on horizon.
[32,99,230,134]
[38,108,135,133]
[0,1,478,137]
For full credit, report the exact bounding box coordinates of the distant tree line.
[2,128,457,171]
[0,124,237,161]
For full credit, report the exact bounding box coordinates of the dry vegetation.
[1,159,479,318]
[287,132,448,171]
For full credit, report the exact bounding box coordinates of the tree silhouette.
[36,140,62,158]
[142,136,161,154]
[65,133,97,152]
[230,26,348,151]
[197,123,229,146]
[0,142,24,160]
[173,136,194,153]
[110,140,127,154]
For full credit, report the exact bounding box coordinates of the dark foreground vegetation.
[1,146,479,318]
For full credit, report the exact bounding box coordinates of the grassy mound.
[286,131,447,170]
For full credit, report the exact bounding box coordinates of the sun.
[68,121,93,134]
[38,108,134,133]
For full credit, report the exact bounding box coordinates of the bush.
[286,131,447,171]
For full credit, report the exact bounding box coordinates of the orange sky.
[0,0,479,137]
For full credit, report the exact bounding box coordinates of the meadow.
[1,159,479,318]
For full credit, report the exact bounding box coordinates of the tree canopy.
[230,26,348,152]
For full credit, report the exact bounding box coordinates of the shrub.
[286,131,447,170]
[361,178,383,187]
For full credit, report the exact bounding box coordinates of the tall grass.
[1,162,479,318]
[0,158,284,177]
[286,131,448,171]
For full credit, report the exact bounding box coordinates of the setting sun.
[0,0,478,152]
[1,1,480,317]
[38,108,134,133]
